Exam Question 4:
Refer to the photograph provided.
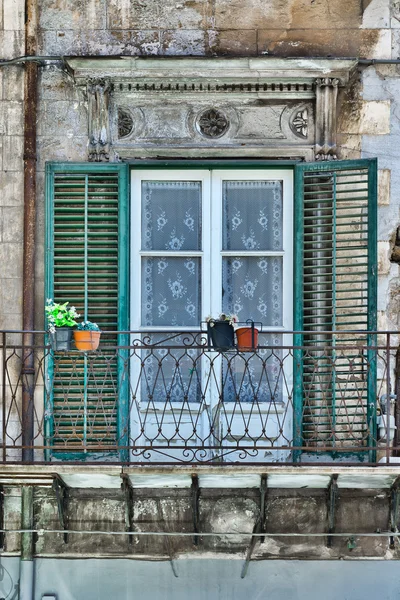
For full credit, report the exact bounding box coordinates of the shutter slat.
[47,167,129,458]
[294,160,377,459]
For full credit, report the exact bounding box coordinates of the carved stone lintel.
[315,78,339,161]
[87,78,112,162]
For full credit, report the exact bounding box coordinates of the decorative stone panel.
[67,58,357,161]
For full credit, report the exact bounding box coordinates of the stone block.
[2,206,23,243]
[336,134,361,160]
[37,100,87,137]
[0,171,23,206]
[37,136,88,171]
[3,0,24,31]
[258,29,357,58]
[107,0,160,30]
[161,29,206,56]
[158,0,208,29]
[208,29,257,56]
[0,243,23,278]
[0,31,24,59]
[289,0,361,29]
[378,241,391,276]
[360,29,392,60]
[40,66,78,102]
[214,0,290,29]
[378,169,391,206]
[123,30,161,55]
[392,0,400,28]
[39,0,106,30]
[344,101,391,135]
[3,101,23,136]
[2,67,23,102]
[2,136,23,172]
[362,0,390,28]
[0,277,23,314]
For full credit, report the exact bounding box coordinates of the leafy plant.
[76,320,101,332]
[45,299,80,333]
[206,313,238,327]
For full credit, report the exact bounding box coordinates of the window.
[45,159,377,461]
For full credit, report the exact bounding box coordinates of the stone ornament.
[315,78,339,161]
[118,108,134,139]
[196,108,229,138]
[87,78,111,162]
[290,107,308,138]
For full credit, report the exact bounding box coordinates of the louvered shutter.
[293,159,377,460]
[45,163,129,460]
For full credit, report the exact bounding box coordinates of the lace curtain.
[141,181,202,327]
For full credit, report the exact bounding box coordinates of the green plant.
[45,299,80,333]
[76,320,101,332]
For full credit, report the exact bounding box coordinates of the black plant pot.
[208,321,235,351]
[50,327,73,351]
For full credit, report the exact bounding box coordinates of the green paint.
[293,159,378,461]
[45,162,130,462]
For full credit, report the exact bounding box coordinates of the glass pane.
[222,181,283,251]
[222,256,283,326]
[142,181,202,251]
[142,257,201,326]
[139,333,201,403]
[223,333,283,403]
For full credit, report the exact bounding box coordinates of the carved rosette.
[118,108,134,139]
[196,108,229,138]
[290,107,308,138]
[87,78,112,162]
[315,78,339,161]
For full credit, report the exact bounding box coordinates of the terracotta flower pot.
[236,326,259,351]
[73,330,101,351]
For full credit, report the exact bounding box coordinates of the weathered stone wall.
[1,485,397,560]
[0,0,399,329]
[0,0,24,330]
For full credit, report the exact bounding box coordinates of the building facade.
[1,0,400,598]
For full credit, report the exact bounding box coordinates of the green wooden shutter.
[45,163,129,460]
[293,159,377,460]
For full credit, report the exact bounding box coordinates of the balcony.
[0,330,398,466]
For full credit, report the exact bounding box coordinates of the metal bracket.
[122,475,134,546]
[389,476,400,548]
[156,498,178,578]
[191,474,200,546]
[52,476,69,544]
[241,474,267,579]
[327,474,338,548]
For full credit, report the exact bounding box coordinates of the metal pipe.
[22,0,38,463]
[2,527,400,538]
[19,487,34,600]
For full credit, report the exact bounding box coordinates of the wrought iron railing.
[0,330,399,465]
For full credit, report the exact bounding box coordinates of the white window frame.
[131,169,293,333]
[130,168,293,462]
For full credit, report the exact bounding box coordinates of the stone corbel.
[87,78,112,162]
[315,78,339,161]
